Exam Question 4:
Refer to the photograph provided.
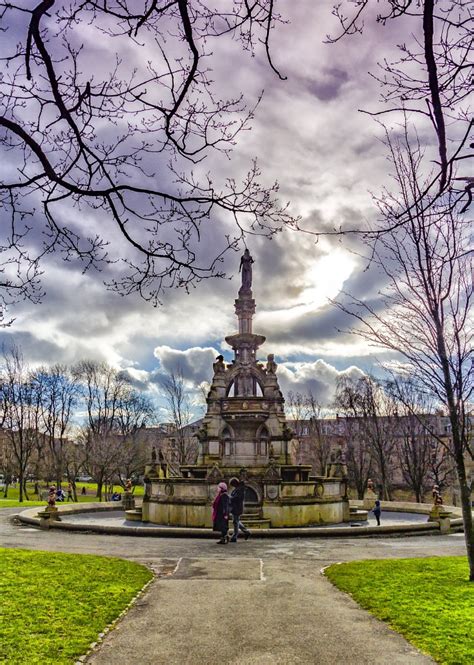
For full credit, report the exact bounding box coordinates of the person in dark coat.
[229,478,250,542]
[372,499,381,526]
[212,481,229,544]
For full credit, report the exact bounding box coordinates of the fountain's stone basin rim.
[16,501,464,538]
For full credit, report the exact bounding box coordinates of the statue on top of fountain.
[239,248,254,294]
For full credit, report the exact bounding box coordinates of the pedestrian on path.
[372,500,381,526]
[229,477,250,542]
[212,481,229,544]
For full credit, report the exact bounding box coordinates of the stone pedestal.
[342,497,351,522]
[428,504,452,533]
[122,492,136,510]
[37,506,61,529]
[363,489,377,510]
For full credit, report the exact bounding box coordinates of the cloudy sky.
[0,2,432,417]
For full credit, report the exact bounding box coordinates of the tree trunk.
[454,448,474,581]
[18,468,24,502]
[3,482,9,498]
[436,325,474,580]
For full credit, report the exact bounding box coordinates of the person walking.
[66,482,74,502]
[229,477,250,542]
[373,499,382,526]
[212,481,229,544]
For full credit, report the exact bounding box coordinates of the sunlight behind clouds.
[258,248,356,327]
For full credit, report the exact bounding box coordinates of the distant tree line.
[288,374,458,504]
[0,346,157,501]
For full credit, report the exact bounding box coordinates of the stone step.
[349,508,368,522]
[239,518,271,529]
[125,508,143,522]
[242,510,262,518]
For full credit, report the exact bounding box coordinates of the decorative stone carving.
[213,355,225,374]
[266,485,279,501]
[238,467,248,481]
[314,482,325,498]
[206,464,224,482]
[266,353,277,374]
[326,447,348,478]
[264,460,280,481]
[164,483,174,496]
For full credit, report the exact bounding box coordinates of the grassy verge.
[325,556,473,665]
[0,548,153,664]
[0,481,144,509]
[0,500,44,509]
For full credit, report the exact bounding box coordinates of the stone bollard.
[122,492,136,511]
[438,513,452,534]
[37,506,61,529]
[427,504,451,533]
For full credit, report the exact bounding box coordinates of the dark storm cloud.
[305,67,349,101]
[259,304,354,347]
[0,330,61,365]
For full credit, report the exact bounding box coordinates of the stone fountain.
[140,250,350,528]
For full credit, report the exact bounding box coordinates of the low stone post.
[122,479,135,510]
[439,513,451,534]
[122,492,136,510]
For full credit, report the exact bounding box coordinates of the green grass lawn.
[0,499,45,509]
[325,556,473,665]
[0,481,144,509]
[0,548,153,664]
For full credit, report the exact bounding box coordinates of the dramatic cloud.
[277,359,365,407]
[1,2,426,415]
[152,345,220,386]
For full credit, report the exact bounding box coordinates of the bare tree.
[334,377,374,499]
[0,1,296,322]
[387,377,438,502]
[160,368,196,465]
[286,391,332,474]
[113,384,156,487]
[335,375,397,500]
[0,346,42,501]
[32,364,79,487]
[336,131,473,578]
[74,360,157,497]
[74,360,130,499]
[328,1,472,211]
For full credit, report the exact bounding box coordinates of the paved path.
[1,509,467,664]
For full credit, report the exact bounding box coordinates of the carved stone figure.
[264,459,280,481]
[266,353,277,374]
[432,484,443,505]
[239,249,254,291]
[47,486,56,507]
[213,355,225,374]
[151,447,157,463]
[241,370,253,396]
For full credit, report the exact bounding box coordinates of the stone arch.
[225,370,265,398]
[220,425,234,456]
[244,480,261,505]
[256,424,270,456]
